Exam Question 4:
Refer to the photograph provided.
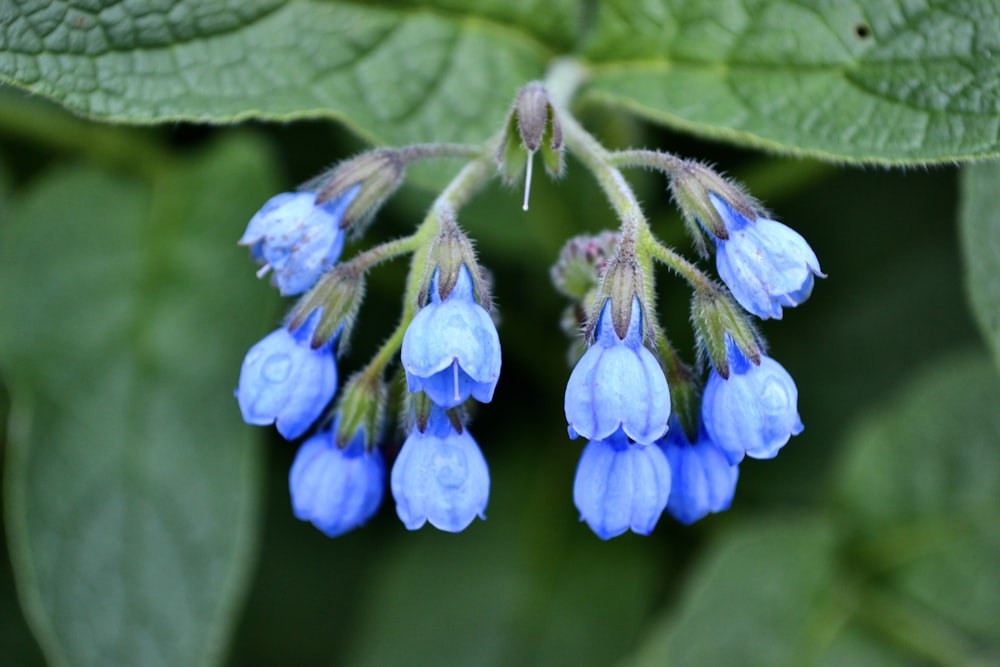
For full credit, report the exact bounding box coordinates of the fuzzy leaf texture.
[585,0,1000,163]
[959,160,1000,370]
[1,1,998,163]
[0,0,578,145]
[629,351,1000,666]
[0,137,278,667]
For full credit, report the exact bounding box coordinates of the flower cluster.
[234,155,501,537]
[231,78,822,543]
[559,158,821,539]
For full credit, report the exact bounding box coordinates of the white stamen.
[522,154,533,212]
[256,263,272,279]
[453,359,460,402]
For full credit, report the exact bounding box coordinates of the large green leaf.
[0,0,577,144]
[630,351,1000,666]
[837,350,1000,657]
[0,137,278,667]
[583,0,1000,163]
[627,517,914,667]
[959,161,1000,370]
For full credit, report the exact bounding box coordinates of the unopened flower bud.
[314,149,406,231]
[551,231,620,300]
[691,282,762,379]
[497,82,565,210]
[286,263,366,349]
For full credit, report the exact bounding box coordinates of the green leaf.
[627,517,913,667]
[0,1,579,145]
[837,350,1000,654]
[0,136,278,667]
[959,161,1000,370]
[631,352,1000,666]
[583,0,1000,164]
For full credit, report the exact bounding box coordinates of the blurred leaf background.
[1,1,999,666]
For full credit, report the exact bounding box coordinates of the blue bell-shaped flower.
[564,297,670,444]
[710,193,823,320]
[390,405,490,533]
[239,187,358,296]
[401,264,501,408]
[701,345,803,464]
[236,312,337,439]
[659,418,738,524]
[289,421,385,537]
[573,430,672,539]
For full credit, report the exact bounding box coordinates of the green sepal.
[669,160,761,256]
[496,81,564,182]
[313,149,406,233]
[691,282,762,379]
[421,212,491,310]
[593,253,649,342]
[286,263,366,350]
[654,336,701,442]
[334,372,387,451]
[497,109,529,184]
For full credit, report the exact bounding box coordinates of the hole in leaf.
[854,23,871,39]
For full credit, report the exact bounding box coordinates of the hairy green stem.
[608,149,686,176]
[545,59,713,296]
[359,315,410,383]
[644,232,715,290]
[344,233,421,273]
[359,152,496,380]
[396,143,484,163]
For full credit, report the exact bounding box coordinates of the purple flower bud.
[564,298,670,444]
[289,423,384,537]
[401,264,501,409]
[659,419,738,524]
[390,406,489,533]
[239,187,358,296]
[710,193,823,320]
[573,430,671,540]
[701,349,803,464]
[236,314,337,440]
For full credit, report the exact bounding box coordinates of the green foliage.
[585,0,1000,163]
[0,137,278,667]
[959,161,1000,370]
[0,0,567,145]
[628,351,1000,666]
[1,1,998,162]
[0,3,998,666]
[837,351,1000,656]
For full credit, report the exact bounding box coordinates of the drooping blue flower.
[564,297,670,444]
[289,421,385,537]
[659,418,739,525]
[401,264,501,409]
[710,193,823,320]
[390,405,489,532]
[236,313,337,440]
[573,430,672,540]
[239,187,359,296]
[701,345,803,464]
